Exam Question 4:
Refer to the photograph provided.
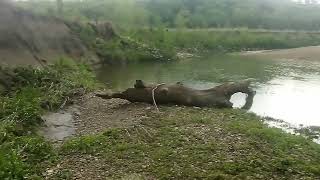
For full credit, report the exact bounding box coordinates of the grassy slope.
[59,107,320,179]
[0,59,99,179]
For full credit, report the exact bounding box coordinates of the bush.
[0,87,43,128]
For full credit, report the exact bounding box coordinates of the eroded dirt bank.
[0,1,97,66]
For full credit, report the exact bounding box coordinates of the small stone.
[74,111,81,116]
[46,169,54,175]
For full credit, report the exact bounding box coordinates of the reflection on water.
[251,78,320,126]
[97,54,320,127]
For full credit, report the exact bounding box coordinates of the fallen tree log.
[96,80,256,109]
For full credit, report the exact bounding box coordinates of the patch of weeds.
[0,58,99,179]
[221,109,320,177]
[0,135,56,179]
[0,87,43,129]
[61,129,124,154]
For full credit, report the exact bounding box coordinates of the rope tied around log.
[96,80,255,110]
[152,83,165,112]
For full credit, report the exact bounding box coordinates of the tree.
[82,8,104,25]
[174,8,190,29]
[56,0,63,15]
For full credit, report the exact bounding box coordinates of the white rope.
[152,83,165,112]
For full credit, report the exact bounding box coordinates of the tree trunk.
[97,80,256,109]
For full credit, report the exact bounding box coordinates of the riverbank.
[3,0,320,67]
[1,62,320,179]
[69,25,320,65]
[239,46,320,61]
[0,59,99,179]
[48,97,320,179]
[4,0,320,67]
[130,29,320,55]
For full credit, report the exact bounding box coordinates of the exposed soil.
[0,1,98,66]
[40,93,154,142]
[240,46,320,61]
[73,93,153,136]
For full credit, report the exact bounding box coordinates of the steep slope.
[0,1,97,66]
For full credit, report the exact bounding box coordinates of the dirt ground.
[73,93,153,136]
[45,94,157,179]
[40,93,154,142]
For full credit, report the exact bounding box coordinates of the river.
[96,53,320,128]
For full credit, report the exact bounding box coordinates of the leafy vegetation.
[145,0,320,30]
[0,59,98,179]
[18,0,320,31]
[69,20,320,61]
[132,29,320,53]
[1,60,320,179]
[2,1,320,179]
[17,0,320,59]
[58,107,320,179]
[68,22,177,64]
[93,37,177,63]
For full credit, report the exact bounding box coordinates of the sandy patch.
[240,46,320,61]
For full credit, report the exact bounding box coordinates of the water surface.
[97,54,320,127]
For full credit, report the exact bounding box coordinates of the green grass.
[67,22,320,64]
[0,58,99,179]
[131,29,320,54]
[68,23,177,64]
[94,37,177,64]
[2,59,320,179]
[0,133,56,179]
[59,107,320,179]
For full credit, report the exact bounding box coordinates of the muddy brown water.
[38,106,79,142]
[97,51,320,129]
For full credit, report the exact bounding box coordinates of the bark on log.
[97,80,256,109]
